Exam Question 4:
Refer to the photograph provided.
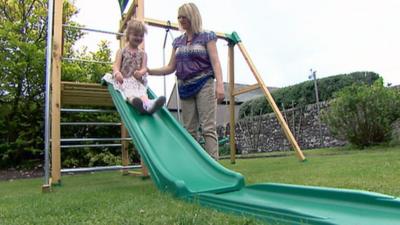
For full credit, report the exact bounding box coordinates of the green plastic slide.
[105,82,400,225]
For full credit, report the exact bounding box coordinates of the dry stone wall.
[219,102,347,154]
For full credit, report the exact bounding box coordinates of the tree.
[0,0,112,168]
[0,0,55,167]
[62,40,112,82]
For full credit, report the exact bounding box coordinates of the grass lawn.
[0,146,399,225]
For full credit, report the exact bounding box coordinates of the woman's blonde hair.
[125,20,147,42]
[178,3,203,33]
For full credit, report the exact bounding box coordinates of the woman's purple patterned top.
[172,31,217,81]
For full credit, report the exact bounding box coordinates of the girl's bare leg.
[140,95,149,105]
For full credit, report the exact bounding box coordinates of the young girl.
[112,20,165,114]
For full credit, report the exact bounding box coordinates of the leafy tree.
[0,0,57,167]
[0,0,113,168]
[62,40,112,82]
[321,78,400,148]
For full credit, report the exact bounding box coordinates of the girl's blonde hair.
[178,3,203,34]
[125,20,147,41]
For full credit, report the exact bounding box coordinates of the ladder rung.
[59,138,132,142]
[61,108,117,113]
[61,122,122,126]
[61,144,122,148]
[61,165,141,174]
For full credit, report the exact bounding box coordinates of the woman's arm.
[207,40,225,102]
[148,48,177,76]
[112,49,123,84]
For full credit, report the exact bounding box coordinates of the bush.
[321,79,400,148]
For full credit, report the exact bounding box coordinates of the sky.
[72,0,400,98]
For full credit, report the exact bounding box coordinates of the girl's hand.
[114,71,123,84]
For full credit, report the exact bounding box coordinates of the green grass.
[0,172,264,225]
[1,146,399,225]
[222,146,400,196]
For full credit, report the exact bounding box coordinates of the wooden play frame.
[44,0,305,190]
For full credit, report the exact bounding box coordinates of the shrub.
[321,78,400,148]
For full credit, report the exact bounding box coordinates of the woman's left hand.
[216,82,225,103]
[133,70,144,79]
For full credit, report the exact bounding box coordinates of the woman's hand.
[133,70,145,80]
[216,81,225,103]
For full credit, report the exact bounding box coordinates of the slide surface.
[105,82,400,225]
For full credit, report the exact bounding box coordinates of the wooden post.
[136,0,144,21]
[236,42,306,161]
[228,44,236,164]
[121,125,129,175]
[50,0,63,184]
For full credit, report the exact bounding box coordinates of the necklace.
[185,33,194,45]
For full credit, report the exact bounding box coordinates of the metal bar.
[61,144,122,148]
[162,24,168,100]
[61,108,117,113]
[310,69,323,147]
[61,165,141,174]
[43,0,55,188]
[62,57,112,65]
[63,24,124,36]
[61,122,122,126]
[175,78,182,123]
[60,138,132,142]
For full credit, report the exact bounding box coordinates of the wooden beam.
[121,125,129,175]
[143,17,229,41]
[232,83,260,96]
[51,0,63,184]
[236,42,306,161]
[144,17,179,31]
[228,45,236,164]
[61,82,113,106]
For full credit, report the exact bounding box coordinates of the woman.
[148,2,224,160]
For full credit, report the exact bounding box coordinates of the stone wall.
[218,102,347,154]
[390,119,400,145]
